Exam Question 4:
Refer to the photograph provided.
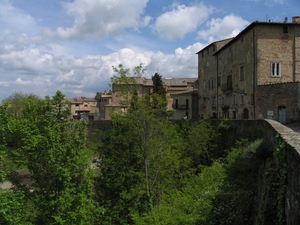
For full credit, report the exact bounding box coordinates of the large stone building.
[197,16,300,123]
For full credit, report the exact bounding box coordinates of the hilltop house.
[104,77,198,120]
[68,97,99,120]
[197,16,300,123]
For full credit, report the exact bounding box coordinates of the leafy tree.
[6,91,99,224]
[133,63,147,77]
[1,91,40,117]
[96,87,189,224]
[0,104,32,225]
[111,64,138,106]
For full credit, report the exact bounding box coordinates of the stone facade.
[105,77,198,120]
[95,91,112,119]
[197,17,300,123]
[68,97,98,120]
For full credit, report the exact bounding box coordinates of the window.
[233,94,236,105]
[283,26,288,34]
[186,99,189,109]
[217,75,221,87]
[271,62,281,77]
[175,99,178,109]
[241,94,244,105]
[209,79,214,89]
[240,65,245,81]
[212,97,216,107]
[75,104,79,107]
[227,75,233,90]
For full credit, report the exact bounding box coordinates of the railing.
[172,104,189,110]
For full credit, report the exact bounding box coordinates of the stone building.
[197,16,300,123]
[94,91,112,119]
[170,80,199,119]
[68,97,98,120]
[104,77,197,120]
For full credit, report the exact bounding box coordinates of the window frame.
[271,62,281,77]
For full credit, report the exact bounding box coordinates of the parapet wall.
[229,119,300,224]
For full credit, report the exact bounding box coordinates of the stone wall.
[256,82,300,123]
[228,119,300,224]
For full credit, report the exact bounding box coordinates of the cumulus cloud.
[152,2,214,41]
[148,42,205,77]
[0,1,38,35]
[197,14,249,43]
[40,0,149,40]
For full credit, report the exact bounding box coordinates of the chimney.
[284,17,288,23]
[292,16,300,24]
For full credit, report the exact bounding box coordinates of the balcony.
[172,104,189,110]
[221,83,233,93]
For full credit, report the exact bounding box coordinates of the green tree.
[1,91,40,117]
[0,104,32,225]
[96,89,188,224]
[6,91,99,224]
[151,73,166,110]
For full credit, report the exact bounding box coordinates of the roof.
[68,97,96,104]
[170,89,198,96]
[196,37,233,54]
[213,20,300,56]
[132,77,197,86]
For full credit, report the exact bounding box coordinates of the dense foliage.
[0,65,265,224]
[1,91,98,224]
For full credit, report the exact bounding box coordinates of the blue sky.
[0,0,299,101]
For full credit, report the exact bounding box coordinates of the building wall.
[172,94,194,119]
[198,20,300,122]
[198,39,232,118]
[215,28,255,119]
[256,24,297,84]
[256,82,300,123]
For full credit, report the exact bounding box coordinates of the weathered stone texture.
[256,82,300,123]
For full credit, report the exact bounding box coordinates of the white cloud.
[0,1,38,35]
[148,42,205,77]
[152,2,214,41]
[197,14,249,43]
[41,0,149,40]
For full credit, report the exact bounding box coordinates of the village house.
[68,97,99,120]
[94,91,112,119]
[197,16,300,123]
[104,77,198,120]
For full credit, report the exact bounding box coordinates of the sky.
[0,0,299,101]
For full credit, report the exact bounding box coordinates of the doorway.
[278,106,286,123]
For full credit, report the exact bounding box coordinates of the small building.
[68,97,98,120]
[95,91,112,119]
